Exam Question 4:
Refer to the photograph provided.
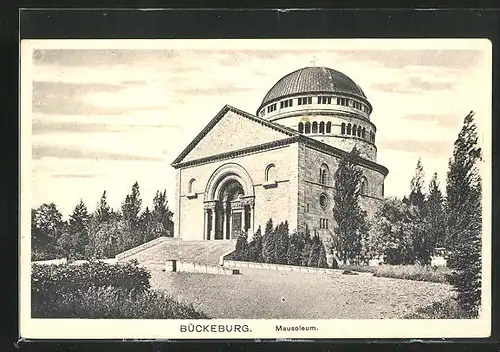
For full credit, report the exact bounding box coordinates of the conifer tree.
[249,226,263,262]
[121,182,143,246]
[59,199,90,258]
[274,221,289,264]
[446,111,482,317]
[332,147,369,264]
[298,226,312,266]
[139,206,155,242]
[152,190,174,237]
[262,218,275,263]
[234,232,249,261]
[286,231,301,266]
[307,234,321,267]
[425,172,446,249]
[95,191,111,224]
[409,158,426,208]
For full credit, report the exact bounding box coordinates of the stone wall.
[297,142,385,241]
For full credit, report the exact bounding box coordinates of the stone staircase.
[116,238,237,268]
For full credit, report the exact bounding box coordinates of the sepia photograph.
[19,38,492,339]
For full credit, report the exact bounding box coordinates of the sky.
[23,39,491,219]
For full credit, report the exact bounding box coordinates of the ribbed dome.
[259,66,367,110]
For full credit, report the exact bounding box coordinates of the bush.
[405,298,472,319]
[32,285,209,319]
[339,264,451,283]
[32,260,151,305]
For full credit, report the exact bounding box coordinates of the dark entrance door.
[231,212,242,239]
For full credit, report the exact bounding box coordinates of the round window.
[320,193,328,208]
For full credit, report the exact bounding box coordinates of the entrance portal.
[204,176,254,240]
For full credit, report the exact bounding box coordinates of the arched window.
[188,178,196,193]
[265,163,276,182]
[326,121,332,133]
[357,127,362,137]
[298,122,304,133]
[319,164,330,185]
[352,124,357,137]
[312,121,318,133]
[360,176,368,195]
[305,122,311,134]
[347,123,352,135]
[362,127,366,139]
[341,123,345,135]
[319,121,325,133]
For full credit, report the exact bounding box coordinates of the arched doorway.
[203,163,255,240]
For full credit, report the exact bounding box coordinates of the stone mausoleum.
[171,66,388,243]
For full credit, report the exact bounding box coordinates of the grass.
[340,264,451,283]
[405,298,473,319]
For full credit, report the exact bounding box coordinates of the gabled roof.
[171,104,299,166]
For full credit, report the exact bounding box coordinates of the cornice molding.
[172,136,298,169]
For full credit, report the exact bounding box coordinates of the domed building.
[171,66,388,247]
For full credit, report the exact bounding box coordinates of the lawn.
[148,265,454,319]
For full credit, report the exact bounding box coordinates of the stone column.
[210,208,216,240]
[222,203,228,240]
[204,201,217,240]
[203,209,209,240]
[249,205,254,239]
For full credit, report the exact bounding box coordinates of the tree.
[446,111,482,317]
[274,221,289,264]
[298,227,312,266]
[87,218,130,258]
[152,190,174,237]
[65,199,91,257]
[409,158,426,208]
[95,191,111,224]
[139,207,155,243]
[307,234,321,267]
[32,203,64,240]
[332,147,369,264]
[121,182,143,246]
[286,231,301,266]
[262,218,275,263]
[234,232,249,261]
[248,226,263,262]
[369,198,422,265]
[425,172,446,249]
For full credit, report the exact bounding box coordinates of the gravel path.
[148,266,453,319]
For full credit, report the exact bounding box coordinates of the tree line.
[331,111,482,317]
[229,219,329,269]
[31,182,174,261]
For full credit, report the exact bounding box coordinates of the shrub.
[405,298,472,319]
[317,242,328,268]
[339,264,450,283]
[233,232,249,261]
[373,264,450,283]
[32,260,151,306]
[248,226,263,262]
[32,285,208,319]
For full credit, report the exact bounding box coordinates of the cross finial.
[310,56,318,67]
